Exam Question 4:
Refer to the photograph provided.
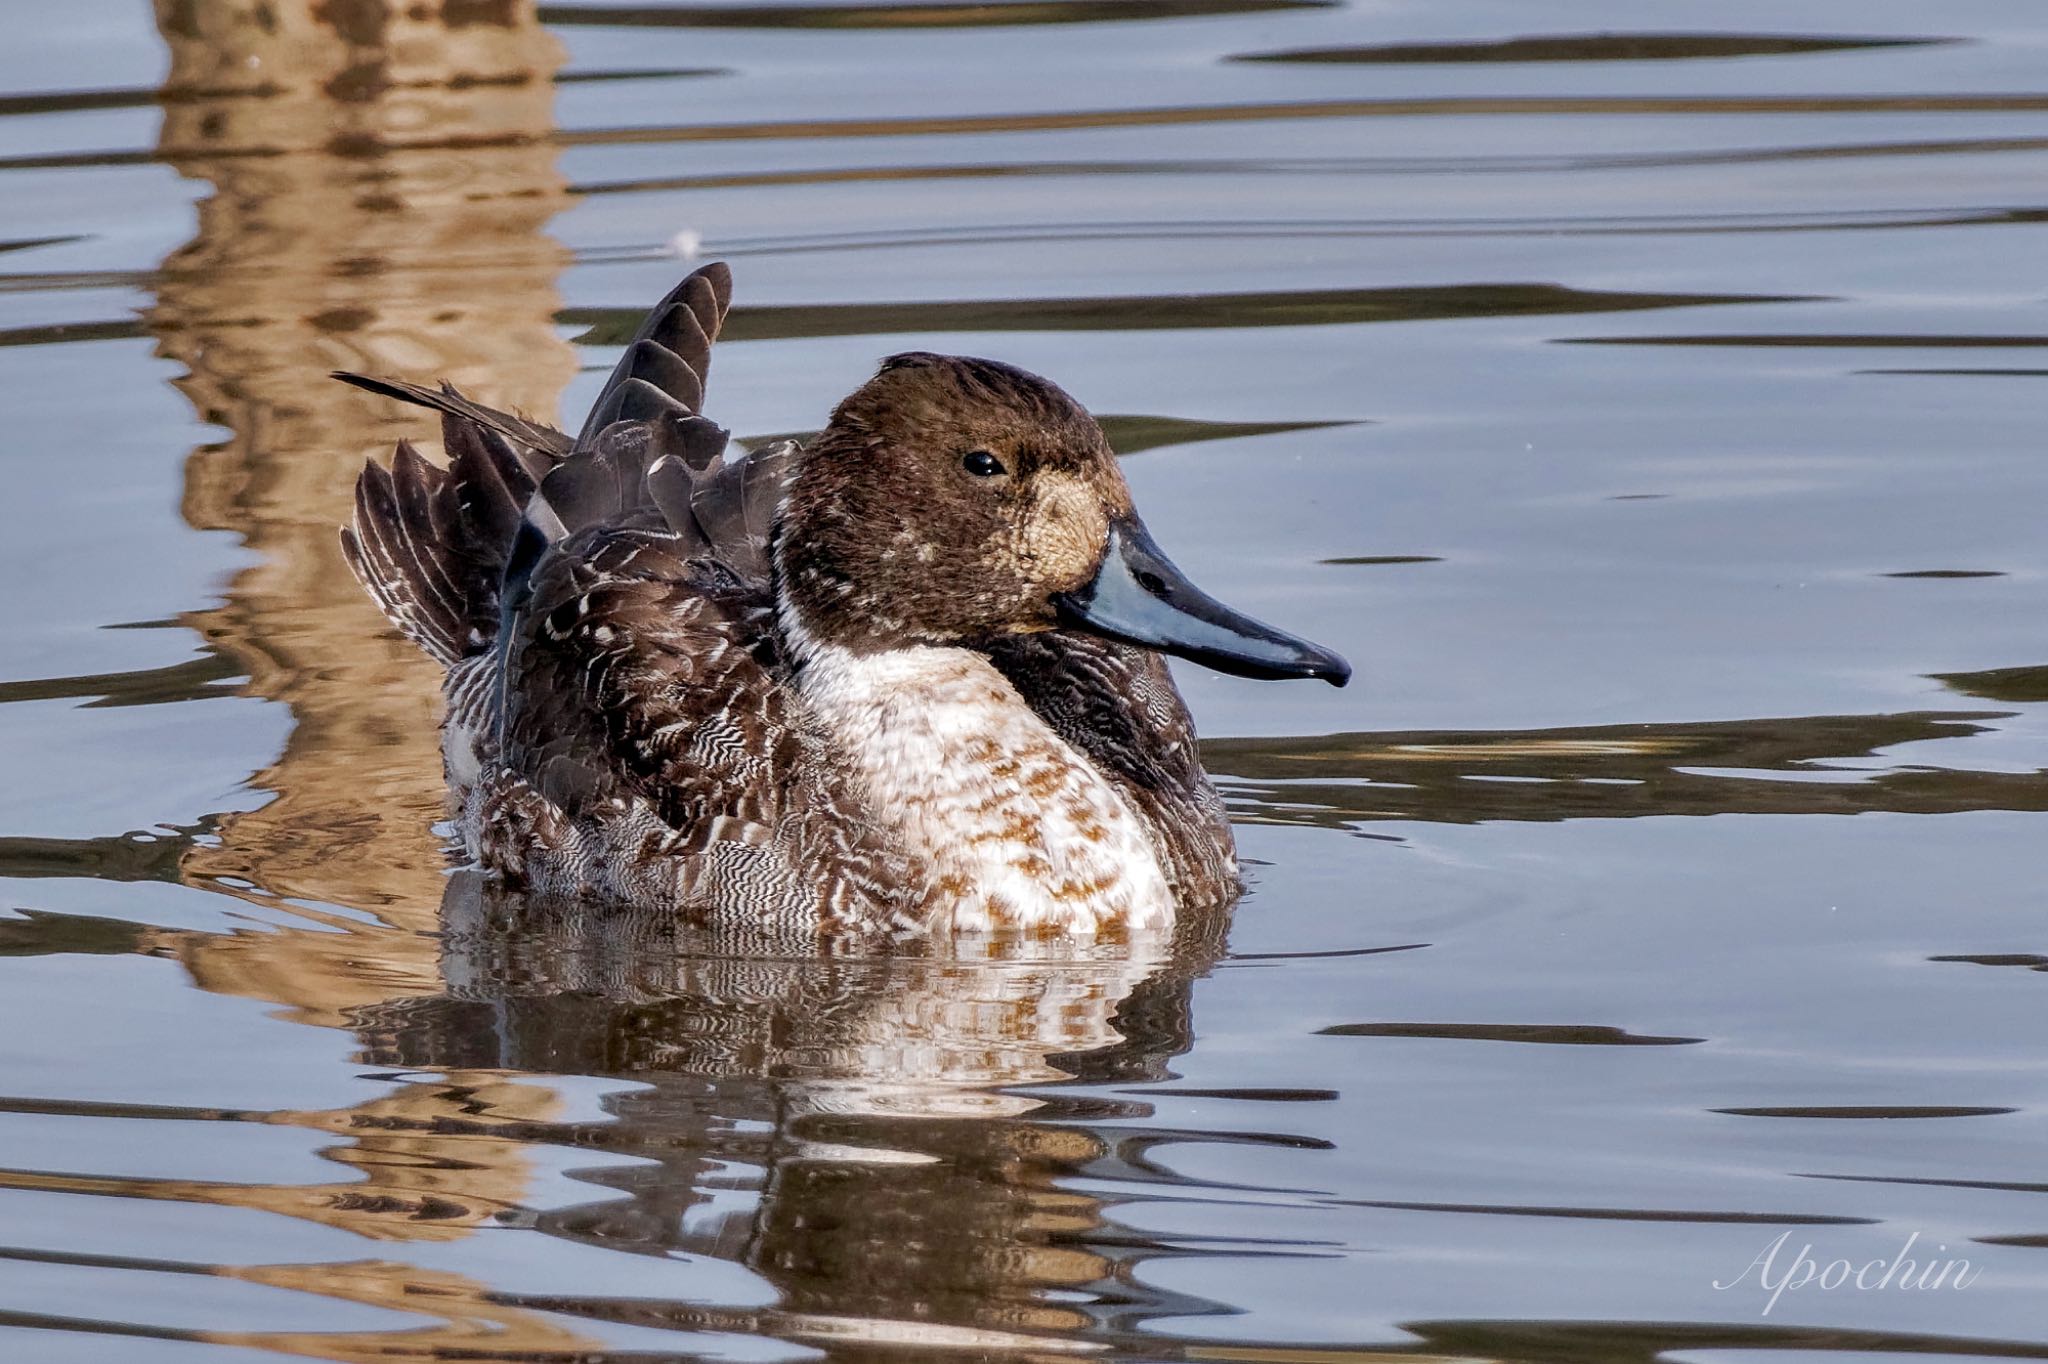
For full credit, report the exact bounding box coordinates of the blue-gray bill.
[1054,517,1352,686]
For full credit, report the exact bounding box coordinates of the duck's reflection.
[0,875,1236,1357]
[333,873,1231,1352]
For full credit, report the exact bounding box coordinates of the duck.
[339,263,1347,941]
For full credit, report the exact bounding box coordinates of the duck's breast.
[795,638,1176,935]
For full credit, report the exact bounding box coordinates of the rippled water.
[4,1,2048,1359]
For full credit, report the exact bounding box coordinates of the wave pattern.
[0,0,2045,1360]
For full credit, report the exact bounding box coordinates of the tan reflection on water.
[125,2,606,1356]
[0,1076,553,1243]
[211,1259,598,1362]
[154,0,572,924]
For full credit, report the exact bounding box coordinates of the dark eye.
[962,449,1006,478]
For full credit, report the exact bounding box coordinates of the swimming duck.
[340,263,1347,939]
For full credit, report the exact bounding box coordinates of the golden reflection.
[213,1260,600,1361]
[0,1076,553,1243]
[106,3,604,1354]
[151,0,573,922]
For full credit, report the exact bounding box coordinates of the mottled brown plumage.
[339,263,1344,941]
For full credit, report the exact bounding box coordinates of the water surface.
[3,1,2047,1360]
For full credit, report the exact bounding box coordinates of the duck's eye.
[962,450,1006,478]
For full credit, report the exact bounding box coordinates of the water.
[3,0,2047,1358]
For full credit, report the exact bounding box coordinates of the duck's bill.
[1053,517,1351,686]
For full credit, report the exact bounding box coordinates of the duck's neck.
[777,600,1173,935]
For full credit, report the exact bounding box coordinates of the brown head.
[776,352,1348,685]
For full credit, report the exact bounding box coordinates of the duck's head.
[775,352,1349,686]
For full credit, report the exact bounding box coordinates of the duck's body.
[342,264,1342,941]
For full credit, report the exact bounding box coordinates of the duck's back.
[341,266,925,937]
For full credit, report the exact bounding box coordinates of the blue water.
[2,1,2047,1359]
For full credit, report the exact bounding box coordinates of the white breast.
[793,637,1175,935]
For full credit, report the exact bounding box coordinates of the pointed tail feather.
[334,371,572,466]
[503,262,742,564]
